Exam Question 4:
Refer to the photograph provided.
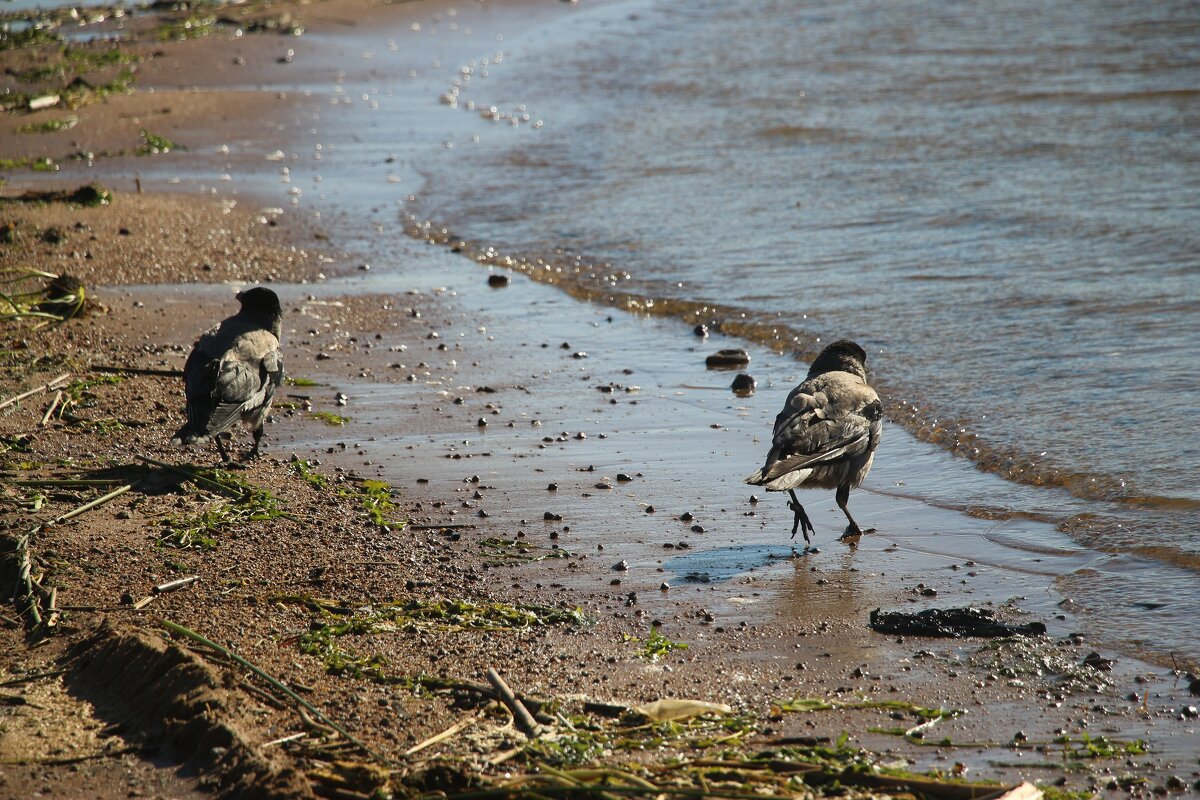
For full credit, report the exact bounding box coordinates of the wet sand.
[3,0,1199,796]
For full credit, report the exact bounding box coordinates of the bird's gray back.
[748,370,882,490]
[185,322,282,436]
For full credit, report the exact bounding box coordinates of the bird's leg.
[836,484,872,538]
[248,424,264,460]
[214,434,232,465]
[787,489,815,545]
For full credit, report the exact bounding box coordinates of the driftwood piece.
[40,391,62,426]
[91,365,185,377]
[153,575,200,594]
[13,532,42,627]
[134,454,247,498]
[49,484,133,525]
[403,715,477,756]
[0,373,71,412]
[486,667,541,739]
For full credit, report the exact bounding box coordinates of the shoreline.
[3,0,1199,796]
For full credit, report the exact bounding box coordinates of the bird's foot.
[839,524,875,539]
[787,500,815,545]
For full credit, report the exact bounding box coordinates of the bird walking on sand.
[172,287,284,463]
[744,339,882,545]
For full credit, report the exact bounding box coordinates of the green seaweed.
[16,117,77,134]
[157,470,284,550]
[294,598,587,679]
[628,628,688,662]
[288,460,402,528]
[776,696,959,720]
[479,536,572,564]
[136,129,177,155]
[157,14,216,41]
[308,411,349,426]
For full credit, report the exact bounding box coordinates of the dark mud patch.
[869,606,1048,639]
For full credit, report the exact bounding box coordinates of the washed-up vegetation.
[15,116,77,134]
[627,627,689,661]
[136,129,178,155]
[478,536,572,565]
[157,467,285,550]
[0,269,87,325]
[308,410,349,426]
[290,458,404,528]
[287,596,588,680]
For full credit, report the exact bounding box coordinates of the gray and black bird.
[744,339,882,545]
[172,287,284,463]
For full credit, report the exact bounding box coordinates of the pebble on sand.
[731,373,756,396]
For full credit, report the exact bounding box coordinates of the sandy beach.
[2,0,1198,798]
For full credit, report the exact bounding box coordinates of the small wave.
[757,125,848,144]
[993,87,1200,105]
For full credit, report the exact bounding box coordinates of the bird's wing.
[204,330,281,434]
[174,333,222,441]
[748,374,882,485]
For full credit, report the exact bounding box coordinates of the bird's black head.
[807,339,869,380]
[236,287,282,334]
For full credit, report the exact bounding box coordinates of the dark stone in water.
[693,324,708,338]
[869,607,1047,638]
[731,373,756,396]
[705,348,750,369]
[487,273,509,287]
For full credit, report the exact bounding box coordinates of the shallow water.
[401,0,1200,659]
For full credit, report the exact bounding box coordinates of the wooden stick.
[0,373,71,412]
[0,746,139,767]
[39,391,62,426]
[240,679,288,710]
[134,454,246,498]
[485,668,540,739]
[50,484,132,525]
[11,479,124,487]
[262,732,306,748]
[161,620,392,766]
[45,585,60,629]
[90,365,184,377]
[153,575,200,594]
[408,523,477,531]
[403,715,477,756]
[13,532,42,627]
[0,670,66,688]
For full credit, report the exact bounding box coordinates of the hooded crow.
[171,287,284,462]
[744,339,882,544]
